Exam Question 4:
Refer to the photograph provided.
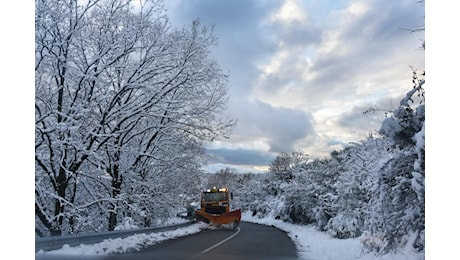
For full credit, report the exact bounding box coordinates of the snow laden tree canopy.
[35,0,235,236]
[379,70,425,148]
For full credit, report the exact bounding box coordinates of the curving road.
[107,222,298,260]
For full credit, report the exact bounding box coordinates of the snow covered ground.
[35,214,424,260]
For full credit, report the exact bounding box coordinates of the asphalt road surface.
[35,222,299,260]
[107,221,298,260]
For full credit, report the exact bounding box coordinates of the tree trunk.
[108,163,122,231]
[51,166,68,236]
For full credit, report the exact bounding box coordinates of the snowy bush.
[362,142,424,253]
[326,210,363,239]
[379,71,425,148]
[114,217,139,231]
[361,231,389,253]
[284,196,316,224]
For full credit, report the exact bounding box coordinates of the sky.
[35,213,425,260]
[163,0,425,173]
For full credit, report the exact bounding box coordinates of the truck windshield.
[203,192,227,202]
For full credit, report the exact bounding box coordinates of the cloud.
[229,100,316,153]
[206,148,275,165]
[165,0,279,72]
[202,163,269,174]
[255,0,424,106]
[165,0,424,166]
[203,147,276,173]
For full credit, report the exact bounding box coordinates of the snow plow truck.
[194,187,241,229]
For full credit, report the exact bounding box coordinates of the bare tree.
[207,168,238,190]
[269,151,309,182]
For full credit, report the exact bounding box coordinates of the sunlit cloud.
[269,0,307,25]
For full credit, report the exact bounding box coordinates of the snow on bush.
[326,210,362,239]
[114,217,139,231]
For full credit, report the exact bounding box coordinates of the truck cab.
[195,187,241,229]
[200,187,232,214]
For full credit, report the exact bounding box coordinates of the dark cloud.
[167,0,267,26]
[336,93,414,137]
[336,102,385,136]
[231,100,316,153]
[207,148,275,165]
[165,0,280,97]
[165,1,278,59]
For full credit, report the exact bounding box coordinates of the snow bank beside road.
[242,211,424,260]
[35,222,209,258]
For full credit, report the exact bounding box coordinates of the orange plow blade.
[195,209,241,226]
